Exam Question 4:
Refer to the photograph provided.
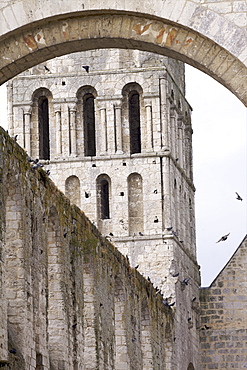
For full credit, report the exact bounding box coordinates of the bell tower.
[8,49,201,368]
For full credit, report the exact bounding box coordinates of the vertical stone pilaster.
[23,106,32,155]
[99,107,107,154]
[54,105,62,156]
[159,77,169,150]
[69,105,77,156]
[178,116,183,167]
[114,104,123,154]
[162,156,172,230]
[170,107,176,158]
[145,103,153,151]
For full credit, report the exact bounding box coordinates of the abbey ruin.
[0,1,246,369]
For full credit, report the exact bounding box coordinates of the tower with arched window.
[8,49,200,369]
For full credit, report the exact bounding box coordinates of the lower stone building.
[200,235,247,369]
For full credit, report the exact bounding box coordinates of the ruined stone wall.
[0,127,176,369]
[199,236,247,369]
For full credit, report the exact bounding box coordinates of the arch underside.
[0,12,246,105]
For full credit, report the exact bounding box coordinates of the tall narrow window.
[100,179,110,219]
[97,175,111,220]
[84,93,96,156]
[38,96,50,160]
[129,91,141,154]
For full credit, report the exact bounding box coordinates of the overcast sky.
[0,64,246,287]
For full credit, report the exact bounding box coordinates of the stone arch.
[0,10,246,105]
[76,86,97,157]
[47,206,70,369]
[128,173,144,236]
[122,83,143,154]
[31,88,53,159]
[65,175,81,207]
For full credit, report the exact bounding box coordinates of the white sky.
[0,63,246,287]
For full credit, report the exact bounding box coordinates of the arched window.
[128,173,143,235]
[97,175,111,220]
[83,93,96,156]
[38,96,50,160]
[187,363,195,370]
[129,91,141,154]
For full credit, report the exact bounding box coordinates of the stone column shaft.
[145,103,153,151]
[70,106,77,156]
[100,108,107,154]
[23,109,31,155]
[55,107,62,155]
[159,77,169,150]
[115,105,123,153]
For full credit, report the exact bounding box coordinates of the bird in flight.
[235,192,243,201]
[82,65,89,73]
[216,233,230,243]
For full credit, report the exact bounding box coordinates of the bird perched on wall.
[182,278,190,285]
[29,158,39,164]
[139,232,143,236]
[82,65,89,73]
[31,163,43,170]
[44,65,51,73]
[216,233,230,243]
[11,134,18,141]
[167,227,173,231]
[235,192,243,201]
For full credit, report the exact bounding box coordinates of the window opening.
[84,94,96,156]
[129,91,141,154]
[100,179,110,219]
[38,96,50,160]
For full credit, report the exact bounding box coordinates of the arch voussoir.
[0,13,246,105]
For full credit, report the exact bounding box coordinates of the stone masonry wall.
[200,235,247,369]
[0,126,176,369]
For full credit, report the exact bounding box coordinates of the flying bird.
[171,272,179,277]
[135,265,139,269]
[82,65,89,73]
[216,233,230,243]
[167,227,173,231]
[139,232,144,236]
[235,192,243,201]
